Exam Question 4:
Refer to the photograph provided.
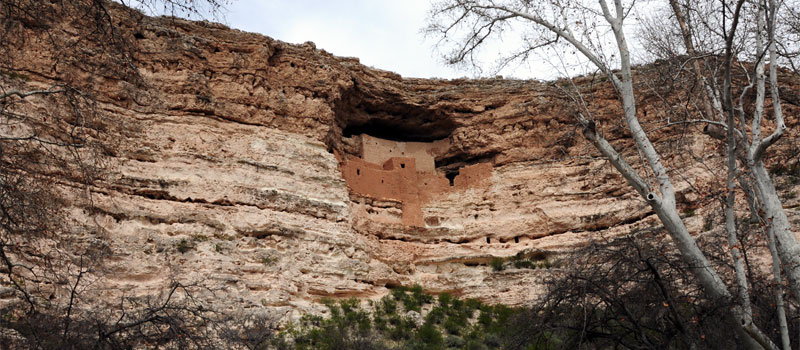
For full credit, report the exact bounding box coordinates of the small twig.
[0,88,66,100]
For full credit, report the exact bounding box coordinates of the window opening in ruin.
[401,163,405,168]
[446,171,459,186]
[486,237,491,244]
[357,169,360,175]
[514,236,519,243]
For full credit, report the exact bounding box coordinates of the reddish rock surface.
[340,135,491,226]
[3,2,800,322]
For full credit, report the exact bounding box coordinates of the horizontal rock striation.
[4,1,800,321]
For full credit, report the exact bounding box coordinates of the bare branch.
[0,88,67,100]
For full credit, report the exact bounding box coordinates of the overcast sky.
[131,1,656,80]
[218,0,470,79]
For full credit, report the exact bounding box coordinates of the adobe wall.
[341,156,425,202]
[361,135,449,172]
[341,135,493,228]
[453,163,493,188]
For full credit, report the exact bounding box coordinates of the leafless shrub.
[0,1,259,347]
[504,228,796,350]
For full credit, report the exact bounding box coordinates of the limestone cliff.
[4,3,800,322]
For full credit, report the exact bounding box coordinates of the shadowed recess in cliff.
[435,152,499,174]
[341,118,453,142]
[326,76,501,229]
[329,83,457,149]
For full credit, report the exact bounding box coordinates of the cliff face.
[5,4,800,321]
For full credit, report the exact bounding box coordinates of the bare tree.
[506,228,795,350]
[427,0,799,348]
[0,0,238,347]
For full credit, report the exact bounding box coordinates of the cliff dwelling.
[339,134,492,227]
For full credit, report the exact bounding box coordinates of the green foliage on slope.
[269,285,554,350]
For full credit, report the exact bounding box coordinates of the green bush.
[464,340,488,350]
[438,293,452,308]
[478,309,493,328]
[292,298,381,350]
[490,257,504,271]
[175,239,194,253]
[414,322,443,350]
[389,316,415,341]
[270,288,565,350]
[381,296,398,314]
[391,286,407,301]
[260,256,277,265]
[271,232,759,350]
[443,317,463,335]
[514,260,535,269]
[445,334,465,348]
[411,285,434,304]
[465,299,481,311]
[391,284,433,312]
[426,306,446,325]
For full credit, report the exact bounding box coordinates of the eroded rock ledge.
[6,2,799,322]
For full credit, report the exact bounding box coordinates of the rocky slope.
[4,2,800,322]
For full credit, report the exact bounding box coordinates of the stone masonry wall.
[361,135,450,172]
[341,135,492,227]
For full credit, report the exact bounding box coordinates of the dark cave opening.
[329,86,496,181]
[330,86,457,152]
[341,118,453,143]
[435,152,499,173]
